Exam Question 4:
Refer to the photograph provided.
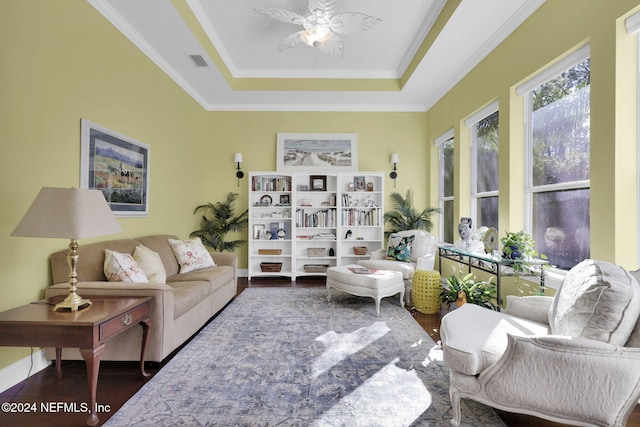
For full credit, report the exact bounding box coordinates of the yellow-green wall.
[0,1,428,370]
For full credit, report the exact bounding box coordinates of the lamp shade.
[391,153,399,164]
[11,187,122,239]
[234,153,243,163]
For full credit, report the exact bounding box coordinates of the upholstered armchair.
[357,229,437,305]
[440,259,640,427]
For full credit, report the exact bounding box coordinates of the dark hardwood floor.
[1,277,638,426]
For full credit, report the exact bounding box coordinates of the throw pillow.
[168,237,216,274]
[549,259,640,346]
[133,245,167,284]
[386,234,415,262]
[104,249,148,283]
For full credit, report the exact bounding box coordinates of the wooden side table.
[0,296,151,426]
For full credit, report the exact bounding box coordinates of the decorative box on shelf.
[353,246,368,255]
[307,248,326,257]
[258,249,282,255]
[260,262,282,272]
[304,264,330,273]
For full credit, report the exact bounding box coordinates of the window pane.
[443,200,454,244]
[475,111,499,193]
[443,138,454,197]
[532,189,590,270]
[477,196,498,229]
[532,59,590,186]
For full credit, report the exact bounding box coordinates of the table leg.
[55,347,62,378]
[139,318,151,378]
[80,344,105,427]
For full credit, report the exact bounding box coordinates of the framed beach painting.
[276,133,358,171]
[80,119,150,217]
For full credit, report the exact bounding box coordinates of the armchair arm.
[479,334,640,427]
[416,253,435,270]
[503,295,553,325]
[368,248,386,260]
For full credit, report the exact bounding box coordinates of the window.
[467,104,499,230]
[521,47,590,270]
[437,131,455,243]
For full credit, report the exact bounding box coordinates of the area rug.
[104,287,506,427]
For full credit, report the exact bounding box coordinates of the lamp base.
[54,296,92,312]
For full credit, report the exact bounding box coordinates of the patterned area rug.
[104,287,506,426]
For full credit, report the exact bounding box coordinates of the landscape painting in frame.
[277,133,358,171]
[80,119,149,217]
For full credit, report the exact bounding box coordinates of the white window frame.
[465,101,499,227]
[518,44,591,284]
[436,129,454,243]
[627,11,640,267]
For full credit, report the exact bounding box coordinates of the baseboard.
[238,268,248,278]
[0,349,51,394]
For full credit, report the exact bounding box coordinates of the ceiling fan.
[255,0,382,58]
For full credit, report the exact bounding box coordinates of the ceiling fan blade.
[308,0,337,16]
[330,12,382,34]
[254,7,306,25]
[318,33,343,58]
[277,31,304,52]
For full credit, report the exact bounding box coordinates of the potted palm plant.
[383,189,440,236]
[190,192,248,252]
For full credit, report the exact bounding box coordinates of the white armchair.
[357,229,437,305]
[440,259,640,427]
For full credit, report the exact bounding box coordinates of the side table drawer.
[99,303,149,342]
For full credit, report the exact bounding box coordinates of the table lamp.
[11,187,122,311]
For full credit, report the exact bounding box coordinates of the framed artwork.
[354,176,365,191]
[279,194,290,205]
[80,119,150,217]
[310,175,327,191]
[276,133,358,171]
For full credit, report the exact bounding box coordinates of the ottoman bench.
[326,264,405,316]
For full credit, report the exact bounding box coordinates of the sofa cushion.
[167,265,234,290]
[169,281,213,318]
[104,249,148,283]
[386,234,414,262]
[168,237,216,274]
[133,245,167,284]
[549,259,640,346]
[135,234,181,277]
[441,303,550,375]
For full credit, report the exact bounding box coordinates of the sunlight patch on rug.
[312,357,431,426]
[313,321,390,378]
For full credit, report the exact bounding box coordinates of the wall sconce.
[390,153,399,187]
[234,153,244,187]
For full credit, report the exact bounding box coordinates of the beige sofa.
[45,234,237,363]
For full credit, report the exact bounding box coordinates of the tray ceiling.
[89,0,545,111]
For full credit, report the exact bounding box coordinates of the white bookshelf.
[248,171,384,280]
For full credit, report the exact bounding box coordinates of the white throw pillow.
[133,245,167,284]
[549,259,640,345]
[168,237,216,274]
[104,249,148,283]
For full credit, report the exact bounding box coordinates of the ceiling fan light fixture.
[301,24,332,47]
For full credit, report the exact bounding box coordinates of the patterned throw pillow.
[386,234,415,262]
[168,237,216,274]
[133,244,167,284]
[104,249,149,282]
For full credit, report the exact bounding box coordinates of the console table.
[438,244,547,309]
[0,296,151,426]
